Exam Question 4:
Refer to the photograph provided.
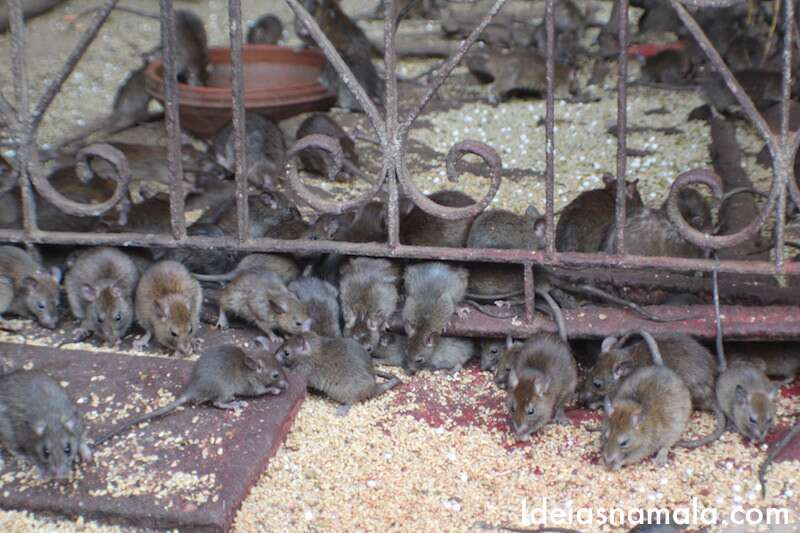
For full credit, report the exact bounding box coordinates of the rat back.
[288,276,341,337]
[401,190,476,247]
[427,336,475,371]
[310,337,378,404]
[173,9,209,86]
[512,334,577,408]
[556,188,616,252]
[66,247,138,319]
[602,208,703,258]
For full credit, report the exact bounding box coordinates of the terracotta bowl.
[145,45,335,137]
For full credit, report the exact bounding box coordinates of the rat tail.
[192,271,237,283]
[711,255,727,372]
[535,288,567,342]
[760,419,800,498]
[617,330,663,366]
[342,159,376,184]
[677,403,727,449]
[90,395,191,448]
[371,371,401,398]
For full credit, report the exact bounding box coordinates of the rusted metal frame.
[678,0,746,6]
[614,0,629,255]
[383,0,400,247]
[227,0,250,242]
[523,263,534,323]
[0,91,19,130]
[7,0,38,235]
[159,0,187,241]
[284,0,386,144]
[543,0,556,255]
[30,0,120,133]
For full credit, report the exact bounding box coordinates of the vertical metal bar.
[775,0,794,274]
[160,0,186,240]
[544,0,556,255]
[228,0,249,242]
[384,0,399,248]
[8,0,37,234]
[614,0,629,255]
[523,263,535,323]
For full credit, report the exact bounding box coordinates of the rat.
[580,333,716,412]
[247,14,283,44]
[295,113,372,182]
[134,260,202,356]
[403,262,469,366]
[212,115,287,191]
[406,335,474,374]
[277,331,400,413]
[215,191,304,239]
[288,276,341,337]
[217,270,311,342]
[601,364,692,469]
[556,175,643,253]
[193,253,300,285]
[64,247,139,345]
[639,49,692,86]
[479,338,505,371]
[340,257,401,352]
[173,9,209,86]
[494,336,518,389]
[295,0,383,112]
[505,334,578,441]
[372,332,407,367]
[715,360,778,443]
[154,223,238,277]
[400,190,477,247]
[93,343,288,447]
[0,245,61,330]
[659,187,712,232]
[601,207,704,259]
[727,342,800,381]
[0,370,92,479]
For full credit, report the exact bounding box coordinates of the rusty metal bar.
[7,0,37,235]
[30,0,120,133]
[774,0,795,274]
[383,0,400,248]
[228,0,249,242]
[543,0,556,255]
[614,0,629,255]
[523,263,534,323]
[159,0,186,241]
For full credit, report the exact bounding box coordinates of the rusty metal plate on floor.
[0,341,305,532]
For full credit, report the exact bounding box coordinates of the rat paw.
[653,448,669,466]
[214,400,248,410]
[73,328,92,342]
[554,411,571,425]
[456,307,471,319]
[335,404,352,417]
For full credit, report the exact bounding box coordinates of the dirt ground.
[0,0,798,532]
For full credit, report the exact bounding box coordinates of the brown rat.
[406,335,475,374]
[601,365,692,469]
[403,262,469,366]
[277,331,400,412]
[288,276,341,337]
[247,14,283,44]
[155,223,238,276]
[726,342,800,381]
[556,175,643,253]
[295,0,383,112]
[173,9,209,86]
[134,260,202,356]
[193,253,300,285]
[601,207,704,259]
[639,49,692,86]
[216,191,304,239]
[479,338,505,371]
[295,113,372,182]
[217,271,310,342]
[212,115,287,191]
[372,332,407,367]
[340,258,401,353]
[0,370,92,479]
[659,187,712,232]
[505,334,578,440]
[401,190,476,247]
[581,333,716,412]
[93,343,287,446]
[65,247,139,345]
[716,360,778,443]
[0,245,61,330]
[494,336,518,389]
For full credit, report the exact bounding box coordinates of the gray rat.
[277,331,400,412]
[407,335,475,374]
[494,336,518,389]
[726,342,800,380]
[479,338,505,372]
[0,245,61,330]
[193,253,300,285]
[93,343,288,446]
[581,333,716,412]
[173,9,209,86]
[403,262,469,366]
[601,365,691,469]
[218,271,311,342]
[401,190,476,247]
[639,49,692,86]
[295,113,371,182]
[288,276,341,337]
[65,247,139,345]
[213,115,287,191]
[556,175,643,252]
[659,187,712,232]
[505,334,578,440]
[601,207,704,259]
[155,223,238,276]
[716,360,778,443]
[0,370,92,479]
[372,332,407,367]
[295,0,383,112]
[247,14,283,44]
[340,258,401,353]
[134,260,202,356]
[216,191,304,239]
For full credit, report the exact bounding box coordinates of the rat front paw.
[456,307,471,319]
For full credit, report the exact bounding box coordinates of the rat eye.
[96,314,104,324]
[188,326,193,334]
[767,416,774,424]
[114,313,121,322]
[37,301,45,310]
[749,415,758,424]
[415,356,424,364]
[271,371,280,380]
[490,347,498,354]
[619,439,629,448]
[42,446,50,458]
[509,404,516,413]
[170,330,178,337]
[527,406,535,415]
[64,443,71,456]
[593,379,603,389]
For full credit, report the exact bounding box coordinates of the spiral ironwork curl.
[31,143,130,218]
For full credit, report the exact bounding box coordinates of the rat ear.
[32,419,47,436]
[153,299,168,321]
[735,384,749,406]
[524,205,539,219]
[81,284,97,302]
[768,382,781,400]
[508,368,520,389]
[50,266,63,284]
[625,179,639,199]
[601,336,618,352]
[366,315,380,331]
[612,360,633,380]
[270,298,289,314]
[602,173,615,186]
[424,333,435,347]
[21,276,38,292]
[534,374,552,396]
[62,413,78,433]
[399,197,415,218]
[533,216,547,242]
[110,281,124,298]
[603,396,614,415]
[301,336,311,354]
[505,335,514,349]
[243,354,261,371]
[254,336,271,350]
[631,406,643,427]
[379,334,390,347]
